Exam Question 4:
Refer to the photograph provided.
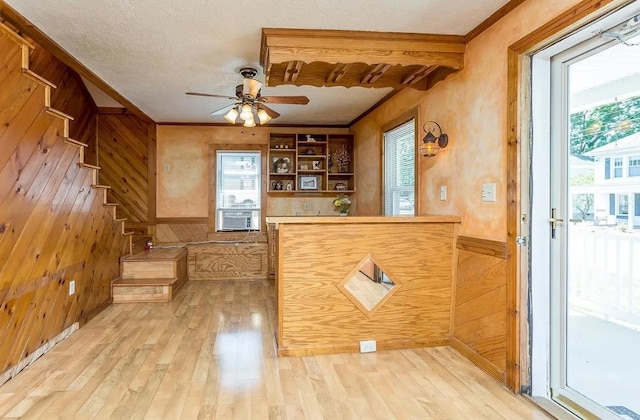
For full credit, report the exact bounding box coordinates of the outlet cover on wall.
[303,202,312,211]
[440,185,447,201]
[69,280,75,296]
[359,340,376,353]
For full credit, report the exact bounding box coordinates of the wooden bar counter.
[266,215,461,356]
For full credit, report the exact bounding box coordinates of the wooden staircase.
[112,248,188,303]
[0,21,135,255]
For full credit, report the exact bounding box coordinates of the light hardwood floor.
[0,281,549,419]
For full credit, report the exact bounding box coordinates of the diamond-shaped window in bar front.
[337,253,401,318]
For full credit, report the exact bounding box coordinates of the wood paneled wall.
[96,113,152,224]
[451,236,508,383]
[0,26,129,382]
[155,223,209,243]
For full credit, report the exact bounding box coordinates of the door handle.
[549,208,564,239]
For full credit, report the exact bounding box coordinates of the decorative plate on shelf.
[335,182,346,191]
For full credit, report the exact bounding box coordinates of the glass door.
[549,7,640,418]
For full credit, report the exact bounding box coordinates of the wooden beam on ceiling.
[326,63,350,83]
[261,28,465,91]
[401,66,436,85]
[0,1,155,124]
[361,64,391,84]
[283,60,303,83]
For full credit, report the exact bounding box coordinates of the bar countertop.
[265,214,461,225]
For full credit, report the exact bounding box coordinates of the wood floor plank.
[0,280,550,419]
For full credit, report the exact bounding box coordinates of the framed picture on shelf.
[299,176,318,190]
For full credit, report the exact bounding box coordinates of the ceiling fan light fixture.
[257,108,272,124]
[223,107,239,124]
[243,116,256,128]
[240,104,253,120]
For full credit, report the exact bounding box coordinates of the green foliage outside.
[570,95,640,155]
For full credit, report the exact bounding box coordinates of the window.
[618,194,628,215]
[614,157,623,178]
[216,151,261,231]
[383,119,415,216]
[604,158,610,179]
[629,156,640,177]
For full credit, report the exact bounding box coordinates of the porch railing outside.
[569,226,640,327]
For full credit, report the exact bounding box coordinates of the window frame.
[629,156,640,177]
[380,109,419,216]
[208,144,267,238]
[613,157,623,178]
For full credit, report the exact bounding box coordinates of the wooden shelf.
[269,132,355,193]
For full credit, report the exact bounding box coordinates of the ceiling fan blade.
[243,79,263,98]
[257,104,281,119]
[261,96,310,105]
[210,104,235,116]
[186,92,236,100]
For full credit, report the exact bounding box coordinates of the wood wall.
[95,113,154,226]
[451,236,508,382]
[0,26,129,382]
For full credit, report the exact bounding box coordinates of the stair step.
[114,218,127,223]
[0,21,35,49]
[45,107,74,121]
[123,231,135,236]
[112,276,187,303]
[78,163,101,170]
[91,184,111,189]
[64,137,88,148]
[113,277,179,286]
[22,69,57,88]
[122,247,188,262]
[103,203,119,207]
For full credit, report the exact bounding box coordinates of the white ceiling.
[6,0,512,125]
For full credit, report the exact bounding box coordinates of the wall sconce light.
[420,121,449,157]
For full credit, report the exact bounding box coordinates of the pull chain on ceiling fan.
[186,67,310,127]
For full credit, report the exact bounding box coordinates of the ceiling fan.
[186,67,309,127]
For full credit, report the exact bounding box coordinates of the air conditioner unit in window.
[218,210,259,231]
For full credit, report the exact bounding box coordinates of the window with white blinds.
[383,119,416,216]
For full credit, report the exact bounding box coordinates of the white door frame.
[528,2,640,417]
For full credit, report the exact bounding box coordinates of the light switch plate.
[440,185,447,201]
[482,183,496,202]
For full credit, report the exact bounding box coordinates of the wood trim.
[506,47,522,395]
[276,223,284,350]
[456,236,508,259]
[349,89,401,127]
[156,217,208,224]
[505,0,625,393]
[97,107,130,115]
[464,0,528,42]
[510,0,623,53]
[0,323,79,387]
[157,122,350,128]
[0,1,154,124]
[147,124,157,225]
[278,338,450,357]
[450,336,505,383]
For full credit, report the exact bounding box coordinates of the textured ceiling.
[6,0,511,125]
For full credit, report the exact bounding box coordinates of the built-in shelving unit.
[268,133,355,194]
